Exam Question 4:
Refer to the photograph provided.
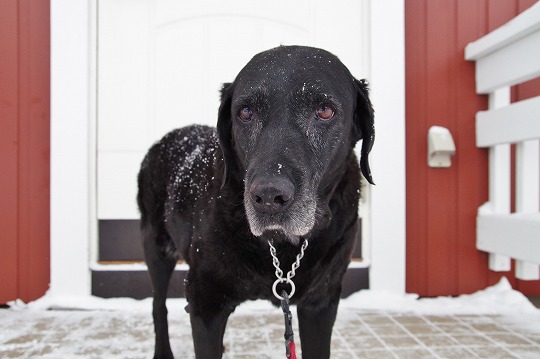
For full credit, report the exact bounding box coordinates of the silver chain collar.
[268,239,309,300]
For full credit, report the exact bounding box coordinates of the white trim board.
[50,0,97,296]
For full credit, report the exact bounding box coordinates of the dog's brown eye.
[239,106,254,122]
[316,105,335,121]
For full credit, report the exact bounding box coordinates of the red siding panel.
[17,0,51,302]
[425,0,460,296]
[406,0,540,296]
[0,0,50,304]
[405,0,429,296]
[454,0,491,295]
[0,0,20,304]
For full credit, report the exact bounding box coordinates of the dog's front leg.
[189,306,233,359]
[297,299,339,359]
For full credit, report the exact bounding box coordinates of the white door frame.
[50,0,405,297]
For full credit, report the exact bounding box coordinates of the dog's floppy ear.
[353,78,375,185]
[217,82,235,187]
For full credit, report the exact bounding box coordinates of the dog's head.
[217,46,374,242]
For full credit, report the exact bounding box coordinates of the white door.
[97,0,369,220]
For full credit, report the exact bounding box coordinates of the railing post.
[515,139,540,279]
[516,140,540,213]
[486,88,512,272]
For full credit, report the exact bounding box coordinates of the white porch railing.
[465,3,540,281]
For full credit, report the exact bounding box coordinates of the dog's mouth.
[246,215,315,244]
[244,194,317,242]
[243,173,319,242]
[253,225,303,245]
[250,219,312,237]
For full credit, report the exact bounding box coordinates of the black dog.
[137,45,375,359]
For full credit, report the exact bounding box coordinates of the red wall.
[406,0,540,297]
[0,0,50,304]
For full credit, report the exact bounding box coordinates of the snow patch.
[10,278,538,318]
[341,277,538,315]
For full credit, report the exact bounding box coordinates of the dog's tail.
[137,146,167,229]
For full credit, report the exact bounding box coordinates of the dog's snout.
[249,177,294,214]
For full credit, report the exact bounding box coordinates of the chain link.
[268,239,309,300]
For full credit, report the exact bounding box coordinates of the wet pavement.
[1,306,539,358]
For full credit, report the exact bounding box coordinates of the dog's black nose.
[249,177,294,214]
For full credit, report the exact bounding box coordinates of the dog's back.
[137,125,219,259]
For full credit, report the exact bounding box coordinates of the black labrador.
[137,45,375,359]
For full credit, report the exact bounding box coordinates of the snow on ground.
[341,277,538,316]
[6,277,540,333]
[2,278,539,358]
[11,277,538,317]
[339,277,540,334]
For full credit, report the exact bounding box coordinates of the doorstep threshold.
[90,259,370,271]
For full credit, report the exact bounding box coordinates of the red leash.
[268,240,309,359]
[288,341,297,359]
[280,290,297,359]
